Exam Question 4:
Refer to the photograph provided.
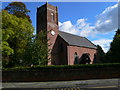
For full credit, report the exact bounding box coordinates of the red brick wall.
[36,3,59,65]
[51,35,68,65]
[46,4,59,65]
[67,46,97,65]
[47,3,59,49]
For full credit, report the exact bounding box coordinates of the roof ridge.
[59,31,84,38]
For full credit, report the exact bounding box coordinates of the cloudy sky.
[2,2,118,52]
[58,2,118,53]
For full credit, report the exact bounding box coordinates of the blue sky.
[2,2,118,52]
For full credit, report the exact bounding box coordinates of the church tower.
[37,3,59,65]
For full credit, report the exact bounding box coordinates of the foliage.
[23,31,49,66]
[94,45,105,63]
[107,29,120,63]
[2,2,50,67]
[4,2,31,23]
[2,10,34,67]
[3,63,120,71]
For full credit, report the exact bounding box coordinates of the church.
[37,3,97,65]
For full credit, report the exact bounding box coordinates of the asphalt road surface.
[2,87,120,90]
[2,78,120,90]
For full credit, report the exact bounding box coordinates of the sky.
[2,2,118,53]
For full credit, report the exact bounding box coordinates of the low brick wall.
[2,66,120,82]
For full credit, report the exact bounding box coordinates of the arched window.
[74,52,79,64]
[51,12,54,21]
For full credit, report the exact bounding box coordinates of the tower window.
[51,12,54,21]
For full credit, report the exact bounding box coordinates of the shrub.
[3,63,120,71]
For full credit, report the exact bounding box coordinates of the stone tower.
[36,3,59,65]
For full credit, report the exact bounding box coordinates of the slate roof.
[59,31,97,49]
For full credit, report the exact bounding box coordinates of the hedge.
[3,63,120,71]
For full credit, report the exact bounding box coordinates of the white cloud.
[59,19,96,37]
[95,3,118,33]
[59,21,79,34]
[59,21,76,34]
[58,22,62,27]
[92,39,112,53]
[79,24,97,37]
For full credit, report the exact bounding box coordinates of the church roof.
[59,31,97,49]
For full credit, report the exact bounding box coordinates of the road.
[2,78,120,90]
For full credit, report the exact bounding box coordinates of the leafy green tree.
[23,31,49,66]
[4,2,31,23]
[108,29,120,63]
[2,10,34,67]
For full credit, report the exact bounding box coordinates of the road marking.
[43,88,81,90]
[44,85,120,89]
[89,85,120,88]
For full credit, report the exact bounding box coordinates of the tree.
[23,31,49,66]
[2,10,34,67]
[94,45,105,63]
[108,29,120,63]
[4,2,31,23]
[104,51,111,63]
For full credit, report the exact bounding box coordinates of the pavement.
[2,78,120,90]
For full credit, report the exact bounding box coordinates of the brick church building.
[37,3,97,65]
